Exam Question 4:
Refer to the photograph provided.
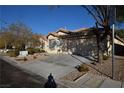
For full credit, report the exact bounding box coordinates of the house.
[39,35,48,50]
[46,28,100,57]
[114,35,124,56]
[46,28,71,53]
[46,27,124,59]
[28,34,48,50]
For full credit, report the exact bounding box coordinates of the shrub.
[24,57,27,61]
[103,55,109,60]
[34,48,41,53]
[33,56,37,59]
[78,64,89,72]
[40,49,46,53]
[27,48,46,54]
[14,49,19,56]
[27,48,35,54]
[7,50,19,57]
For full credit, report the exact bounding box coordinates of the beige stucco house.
[30,34,48,51]
[46,28,99,58]
[39,35,48,50]
[44,27,124,58]
[46,28,70,54]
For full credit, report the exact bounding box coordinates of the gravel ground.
[88,56,124,81]
[59,70,86,81]
[60,56,124,83]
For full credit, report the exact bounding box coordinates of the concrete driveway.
[2,54,92,80]
[19,54,92,79]
[20,60,75,79]
[41,54,92,67]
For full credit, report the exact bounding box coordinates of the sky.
[0,5,96,35]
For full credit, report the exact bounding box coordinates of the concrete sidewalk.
[59,73,123,88]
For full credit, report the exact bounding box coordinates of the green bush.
[7,50,19,57]
[78,64,89,72]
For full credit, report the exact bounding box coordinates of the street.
[0,59,47,88]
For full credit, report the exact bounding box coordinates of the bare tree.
[82,5,116,62]
[8,22,33,50]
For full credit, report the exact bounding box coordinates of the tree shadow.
[69,54,112,78]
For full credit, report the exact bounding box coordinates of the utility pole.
[112,7,116,79]
[112,24,115,79]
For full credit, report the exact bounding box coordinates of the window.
[49,39,56,50]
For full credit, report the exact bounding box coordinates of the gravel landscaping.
[88,56,124,81]
[58,55,124,83]
[59,70,87,82]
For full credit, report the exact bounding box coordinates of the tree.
[30,34,42,48]
[0,21,43,51]
[116,29,124,38]
[0,27,14,49]
[82,6,115,36]
[0,31,14,49]
[116,6,124,23]
[7,22,33,50]
[82,5,117,62]
[82,5,124,38]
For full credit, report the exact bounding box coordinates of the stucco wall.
[65,37,98,57]
[57,32,67,35]
[47,32,68,53]
[114,38,124,46]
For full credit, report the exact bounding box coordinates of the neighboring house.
[39,35,48,50]
[114,35,124,56]
[27,34,48,50]
[35,35,48,50]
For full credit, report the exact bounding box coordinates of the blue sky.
[0,5,96,35]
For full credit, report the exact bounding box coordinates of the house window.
[49,39,57,50]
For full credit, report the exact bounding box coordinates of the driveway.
[41,54,92,67]
[1,54,92,80]
[20,61,75,79]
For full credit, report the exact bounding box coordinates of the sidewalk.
[59,73,123,88]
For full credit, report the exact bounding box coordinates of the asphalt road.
[0,59,47,88]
